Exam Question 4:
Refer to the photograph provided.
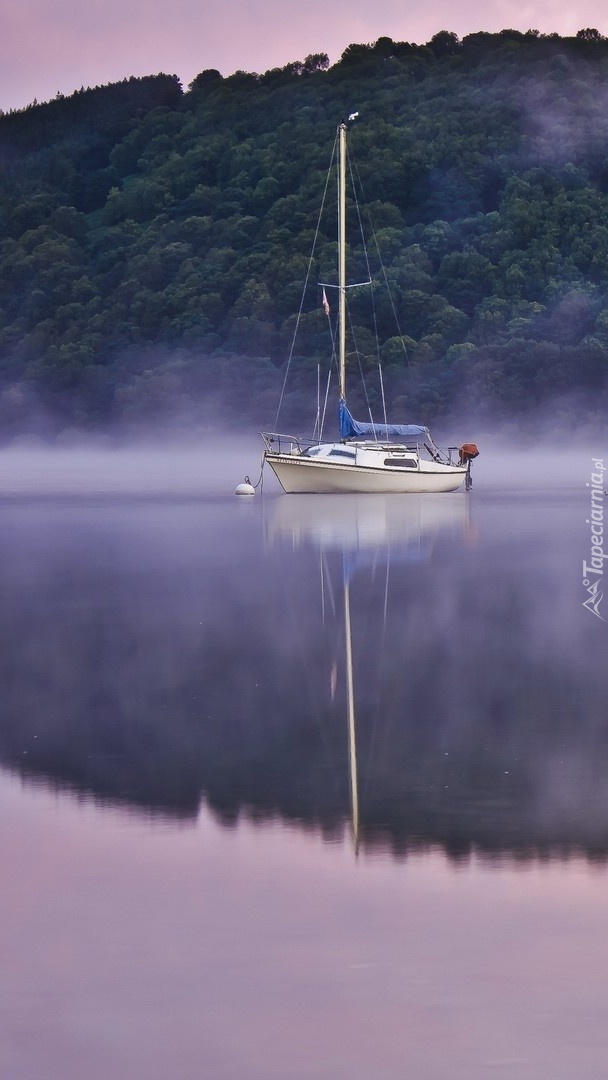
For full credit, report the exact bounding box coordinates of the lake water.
[1,444,607,1079]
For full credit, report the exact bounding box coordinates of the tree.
[576,28,604,41]
[302,54,329,74]
[428,31,460,58]
[188,70,223,92]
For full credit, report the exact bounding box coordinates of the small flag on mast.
[322,288,330,316]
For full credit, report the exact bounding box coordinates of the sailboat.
[261,117,477,495]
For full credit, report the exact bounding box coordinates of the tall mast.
[338,121,347,402]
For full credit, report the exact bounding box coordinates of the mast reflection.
[268,493,473,856]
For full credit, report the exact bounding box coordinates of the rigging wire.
[347,303,379,439]
[349,155,388,428]
[378,362,388,429]
[273,132,339,431]
[319,299,340,440]
[273,123,410,439]
[344,143,392,436]
[313,363,321,440]
[319,367,332,440]
[350,152,411,369]
[347,149,381,368]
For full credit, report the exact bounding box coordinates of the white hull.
[265,453,467,494]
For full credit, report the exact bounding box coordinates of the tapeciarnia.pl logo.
[582,458,606,621]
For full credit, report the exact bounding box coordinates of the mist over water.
[1,439,607,1079]
[0,437,263,496]
[0,428,600,496]
[0,440,604,850]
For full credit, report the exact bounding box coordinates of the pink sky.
[2,0,608,113]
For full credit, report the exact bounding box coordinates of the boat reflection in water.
[2,491,608,864]
[267,492,472,560]
[266,493,474,856]
[266,490,608,864]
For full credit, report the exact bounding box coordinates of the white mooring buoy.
[235,475,255,496]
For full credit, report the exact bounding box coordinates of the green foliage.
[1,36,608,434]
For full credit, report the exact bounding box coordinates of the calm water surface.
[0,449,607,1079]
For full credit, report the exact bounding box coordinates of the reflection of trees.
[0,503,607,862]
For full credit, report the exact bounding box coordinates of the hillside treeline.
[2,29,608,435]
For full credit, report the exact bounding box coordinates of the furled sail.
[339,400,428,441]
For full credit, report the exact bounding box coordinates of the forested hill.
[2,29,608,436]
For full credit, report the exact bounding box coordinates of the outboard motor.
[459,443,479,491]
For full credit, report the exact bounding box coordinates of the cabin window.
[384,457,417,468]
[329,449,356,459]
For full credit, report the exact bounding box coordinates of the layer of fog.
[0,430,603,496]
[0,435,267,496]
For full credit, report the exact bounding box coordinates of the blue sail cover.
[339,400,428,441]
